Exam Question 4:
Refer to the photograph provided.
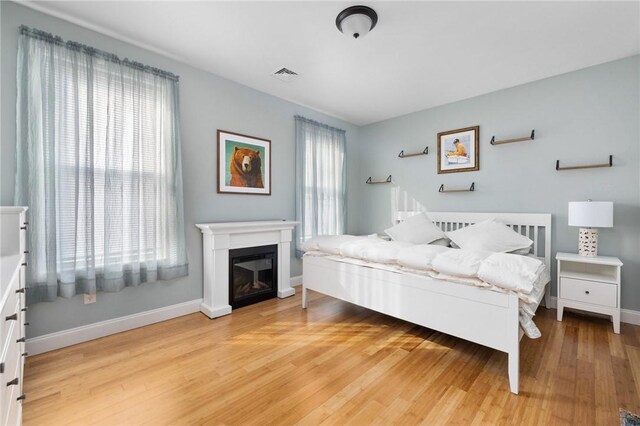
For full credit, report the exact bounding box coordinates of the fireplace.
[196,220,297,319]
[229,244,278,309]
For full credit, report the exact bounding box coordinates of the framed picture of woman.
[437,126,479,174]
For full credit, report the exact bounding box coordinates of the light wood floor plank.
[23,291,640,425]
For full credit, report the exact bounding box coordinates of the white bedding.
[302,235,550,339]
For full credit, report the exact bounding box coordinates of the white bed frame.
[302,211,552,394]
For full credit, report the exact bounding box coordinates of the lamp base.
[578,228,598,257]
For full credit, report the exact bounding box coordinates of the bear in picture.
[229,146,264,188]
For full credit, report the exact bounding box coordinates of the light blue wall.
[2,2,638,339]
[0,2,361,337]
[356,56,640,311]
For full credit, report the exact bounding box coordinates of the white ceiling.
[20,1,640,125]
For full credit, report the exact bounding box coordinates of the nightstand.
[556,252,623,333]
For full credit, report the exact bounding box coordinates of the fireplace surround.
[195,220,298,318]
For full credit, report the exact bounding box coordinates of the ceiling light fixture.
[335,5,378,39]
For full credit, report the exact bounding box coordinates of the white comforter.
[303,235,545,295]
[302,235,550,338]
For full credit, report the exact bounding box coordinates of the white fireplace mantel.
[195,220,299,318]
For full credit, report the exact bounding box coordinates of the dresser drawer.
[1,273,18,317]
[18,211,27,260]
[560,277,617,308]
[1,317,20,389]
[1,348,21,426]
[0,318,20,424]
[0,299,20,352]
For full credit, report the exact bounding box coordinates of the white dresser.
[0,207,28,425]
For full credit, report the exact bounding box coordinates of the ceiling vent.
[272,67,299,83]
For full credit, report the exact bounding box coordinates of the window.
[15,26,188,302]
[294,116,347,256]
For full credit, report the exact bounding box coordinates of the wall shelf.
[398,147,429,158]
[490,129,535,145]
[439,182,475,193]
[556,155,613,171]
[366,175,392,184]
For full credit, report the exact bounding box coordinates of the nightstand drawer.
[560,277,617,308]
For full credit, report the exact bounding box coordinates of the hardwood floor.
[23,290,640,425]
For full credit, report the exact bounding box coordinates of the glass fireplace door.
[229,245,278,308]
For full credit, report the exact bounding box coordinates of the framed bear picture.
[217,130,271,195]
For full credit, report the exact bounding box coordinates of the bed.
[301,211,552,394]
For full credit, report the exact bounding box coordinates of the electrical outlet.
[84,293,96,304]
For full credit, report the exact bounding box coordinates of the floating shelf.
[366,175,392,184]
[490,129,535,145]
[556,155,613,171]
[439,182,475,193]
[398,147,429,158]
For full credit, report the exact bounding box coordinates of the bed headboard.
[396,211,552,269]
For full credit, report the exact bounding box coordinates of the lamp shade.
[568,201,613,228]
[336,6,378,39]
[339,14,373,38]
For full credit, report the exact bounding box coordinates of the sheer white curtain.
[295,116,347,257]
[15,26,188,303]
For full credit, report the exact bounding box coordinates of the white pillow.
[384,213,446,245]
[446,219,533,253]
[510,247,532,255]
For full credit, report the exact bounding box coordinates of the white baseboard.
[290,275,302,287]
[548,296,640,326]
[622,309,640,326]
[26,299,202,356]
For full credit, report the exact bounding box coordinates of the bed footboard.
[302,255,521,394]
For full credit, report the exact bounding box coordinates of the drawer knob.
[21,307,27,312]
[22,352,28,357]
[16,337,25,343]
[17,394,26,402]
[16,288,25,294]
[585,290,590,295]
[0,363,4,374]
[20,226,27,230]
[5,313,17,321]
[21,262,27,267]
[24,250,29,254]
[24,322,30,326]
[7,378,19,387]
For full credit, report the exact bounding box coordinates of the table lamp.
[568,200,613,257]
